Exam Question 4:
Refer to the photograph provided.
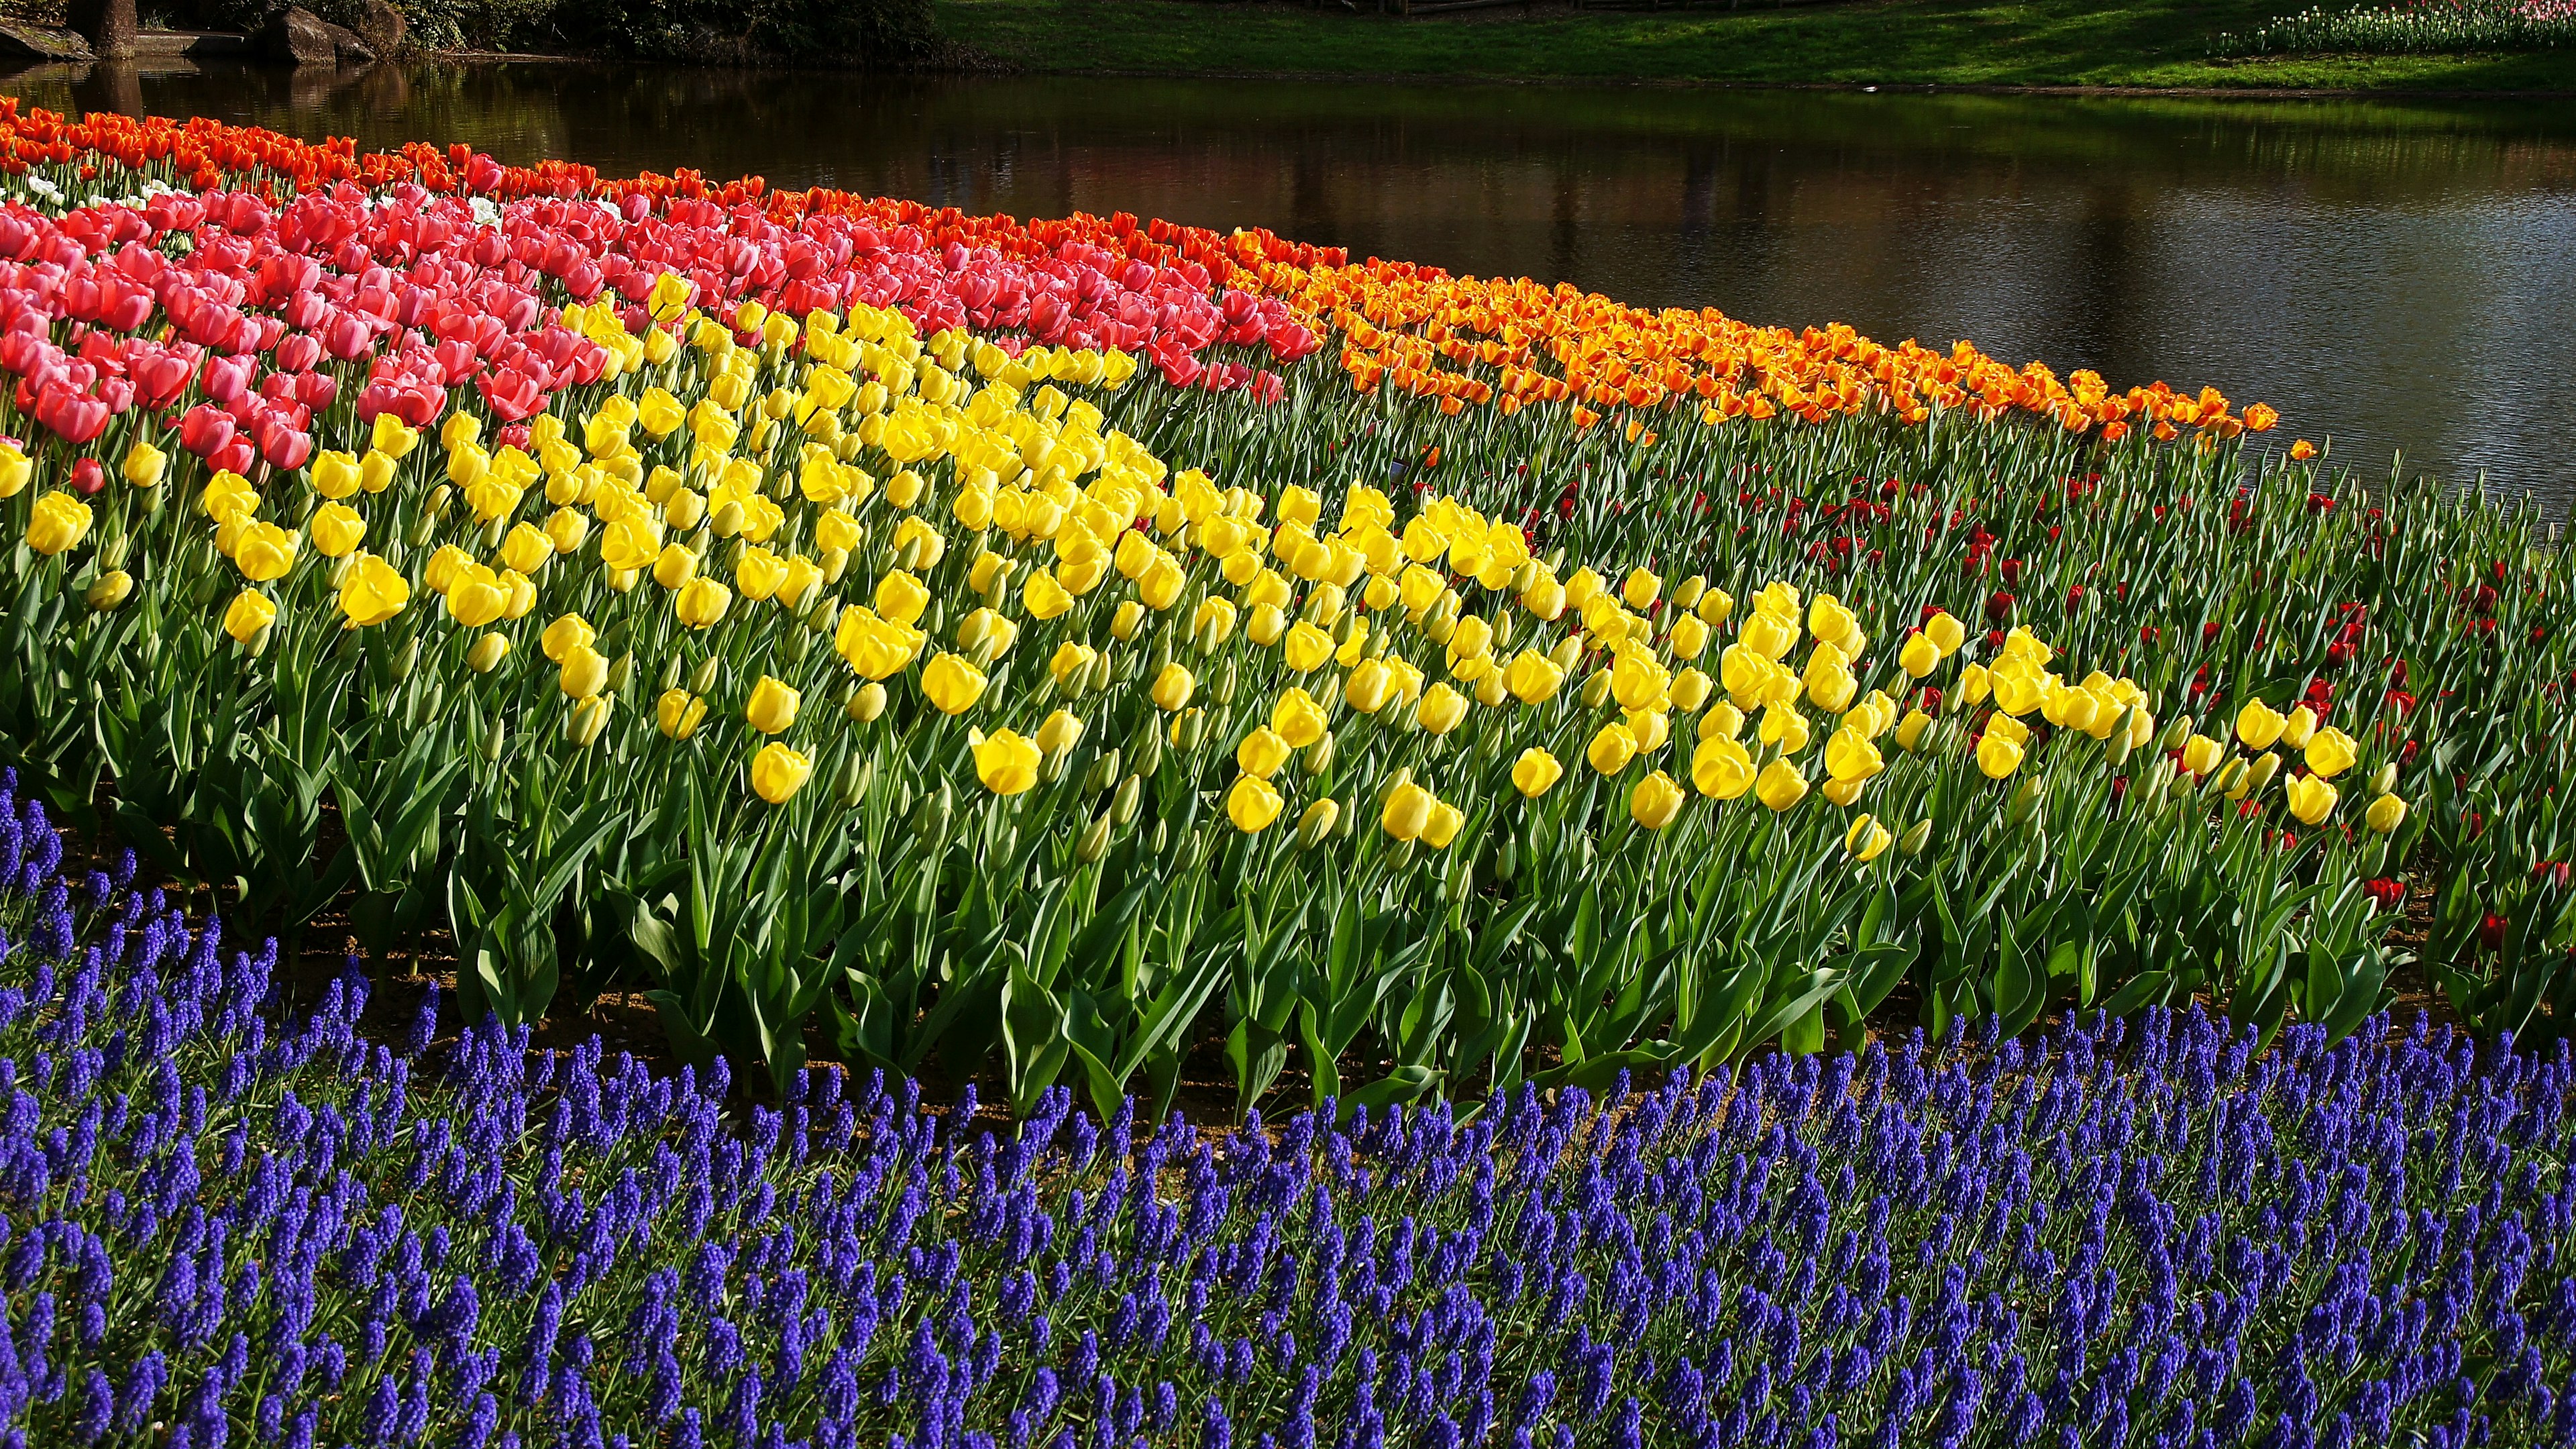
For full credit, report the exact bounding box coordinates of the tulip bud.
[567,696,613,747]
[482,714,507,761]
[101,535,130,572]
[2156,715,2193,753]
[835,752,875,808]
[1083,649,1114,697]
[1898,820,1933,857]
[847,681,888,723]
[1549,635,1584,673]
[690,655,722,696]
[2104,707,2135,767]
[1176,710,1207,752]
[1077,813,1114,864]
[468,633,511,674]
[1083,750,1122,795]
[1214,656,1239,706]
[2006,777,2043,828]
[2143,756,2176,803]
[606,653,634,693]
[1303,733,1338,775]
[2205,755,2247,798]
[710,500,746,538]
[244,623,274,658]
[86,570,133,611]
[897,535,924,572]
[1580,668,1614,710]
[1296,798,1341,851]
[392,637,421,683]
[1112,773,1142,826]
[2243,751,2283,795]
[916,782,955,844]
[2369,761,2398,796]
[405,511,438,548]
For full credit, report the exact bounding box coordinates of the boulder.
[254,6,375,66]
[353,0,405,55]
[0,22,97,61]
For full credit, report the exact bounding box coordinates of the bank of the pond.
[934,0,2576,91]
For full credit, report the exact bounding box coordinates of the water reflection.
[8,60,2575,501]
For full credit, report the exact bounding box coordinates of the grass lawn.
[932,0,2576,91]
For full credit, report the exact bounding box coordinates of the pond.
[7,60,2575,505]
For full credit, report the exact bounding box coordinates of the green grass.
[933,0,2576,91]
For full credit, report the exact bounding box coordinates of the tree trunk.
[66,0,138,60]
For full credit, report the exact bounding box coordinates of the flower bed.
[0,102,2565,1128]
[0,814,2568,1446]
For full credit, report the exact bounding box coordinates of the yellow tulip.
[2280,705,2318,749]
[1699,701,1746,743]
[1739,611,1798,661]
[1894,709,1933,752]
[746,676,802,735]
[922,653,989,714]
[445,568,508,628]
[1824,727,1883,784]
[1271,688,1328,749]
[337,555,411,627]
[1692,737,1754,800]
[1228,774,1285,833]
[1669,613,1710,661]
[2366,793,2408,833]
[2304,727,2358,780]
[1899,631,1940,680]
[1421,799,1465,849]
[2182,735,2224,777]
[1924,610,1966,655]
[1957,663,1992,706]
[1759,703,1811,755]
[227,521,296,583]
[735,547,790,603]
[1345,659,1393,714]
[1023,570,1074,621]
[1194,598,1239,647]
[2235,700,2286,751]
[657,689,708,741]
[1621,567,1662,610]
[222,588,276,645]
[558,645,610,700]
[973,730,1042,795]
[1844,814,1893,863]
[541,614,595,664]
[750,742,813,804]
[1417,684,1470,735]
[468,633,511,675]
[676,578,733,629]
[1587,723,1639,775]
[653,543,698,590]
[1754,759,1808,812]
[1627,770,1683,829]
[1503,649,1565,706]
[1511,748,1564,798]
[1382,782,1434,842]
[1697,586,1734,626]
[1142,662,1193,712]
[1048,643,1097,688]
[122,439,166,490]
[877,570,931,627]
[1036,709,1085,756]
[1237,727,1293,780]
[1265,621,1324,674]
[498,521,551,576]
[311,449,362,499]
[2285,773,2337,826]
[311,502,366,559]
[0,443,25,498]
[1976,731,2024,780]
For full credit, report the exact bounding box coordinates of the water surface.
[10,62,2576,502]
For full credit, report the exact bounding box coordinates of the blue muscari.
[0,769,2567,1447]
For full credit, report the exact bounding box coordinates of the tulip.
[1924,610,1966,655]
[1271,688,1328,749]
[1382,781,1434,842]
[2304,727,2358,780]
[1699,701,1746,742]
[233,522,299,583]
[86,570,132,610]
[1692,737,1754,800]
[1845,814,1894,863]
[973,730,1042,795]
[1754,759,1808,812]
[2286,773,2337,825]
[2280,705,2318,749]
[1587,722,1639,775]
[1151,663,1195,712]
[751,741,813,803]
[1421,800,1466,849]
[338,555,411,627]
[469,633,512,674]
[746,676,802,735]
[25,492,93,555]
[1511,747,1564,798]
[0,443,28,498]
[1294,797,1342,848]
[2182,735,2224,776]
[1345,659,1393,714]
[1957,663,1992,706]
[1894,709,1933,752]
[2366,793,2407,833]
[1283,622,1334,673]
[1899,631,1939,679]
[567,695,614,748]
[542,614,596,664]
[676,578,733,629]
[558,644,610,700]
[1036,709,1084,757]
[657,689,708,741]
[653,544,698,590]
[1823,727,1882,784]
[2235,700,2286,750]
[1622,567,1661,609]
[923,653,989,714]
[1228,773,1285,833]
[1417,683,1470,735]
[222,588,276,645]
[1976,732,2024,780]
[310,502,366,559]
[122,439,167,490]
[877,570,932,626]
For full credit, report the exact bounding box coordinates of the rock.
[0,22,97,61]
[352,0,406,56]
[319,17,376,63]
[254,5,335,65]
